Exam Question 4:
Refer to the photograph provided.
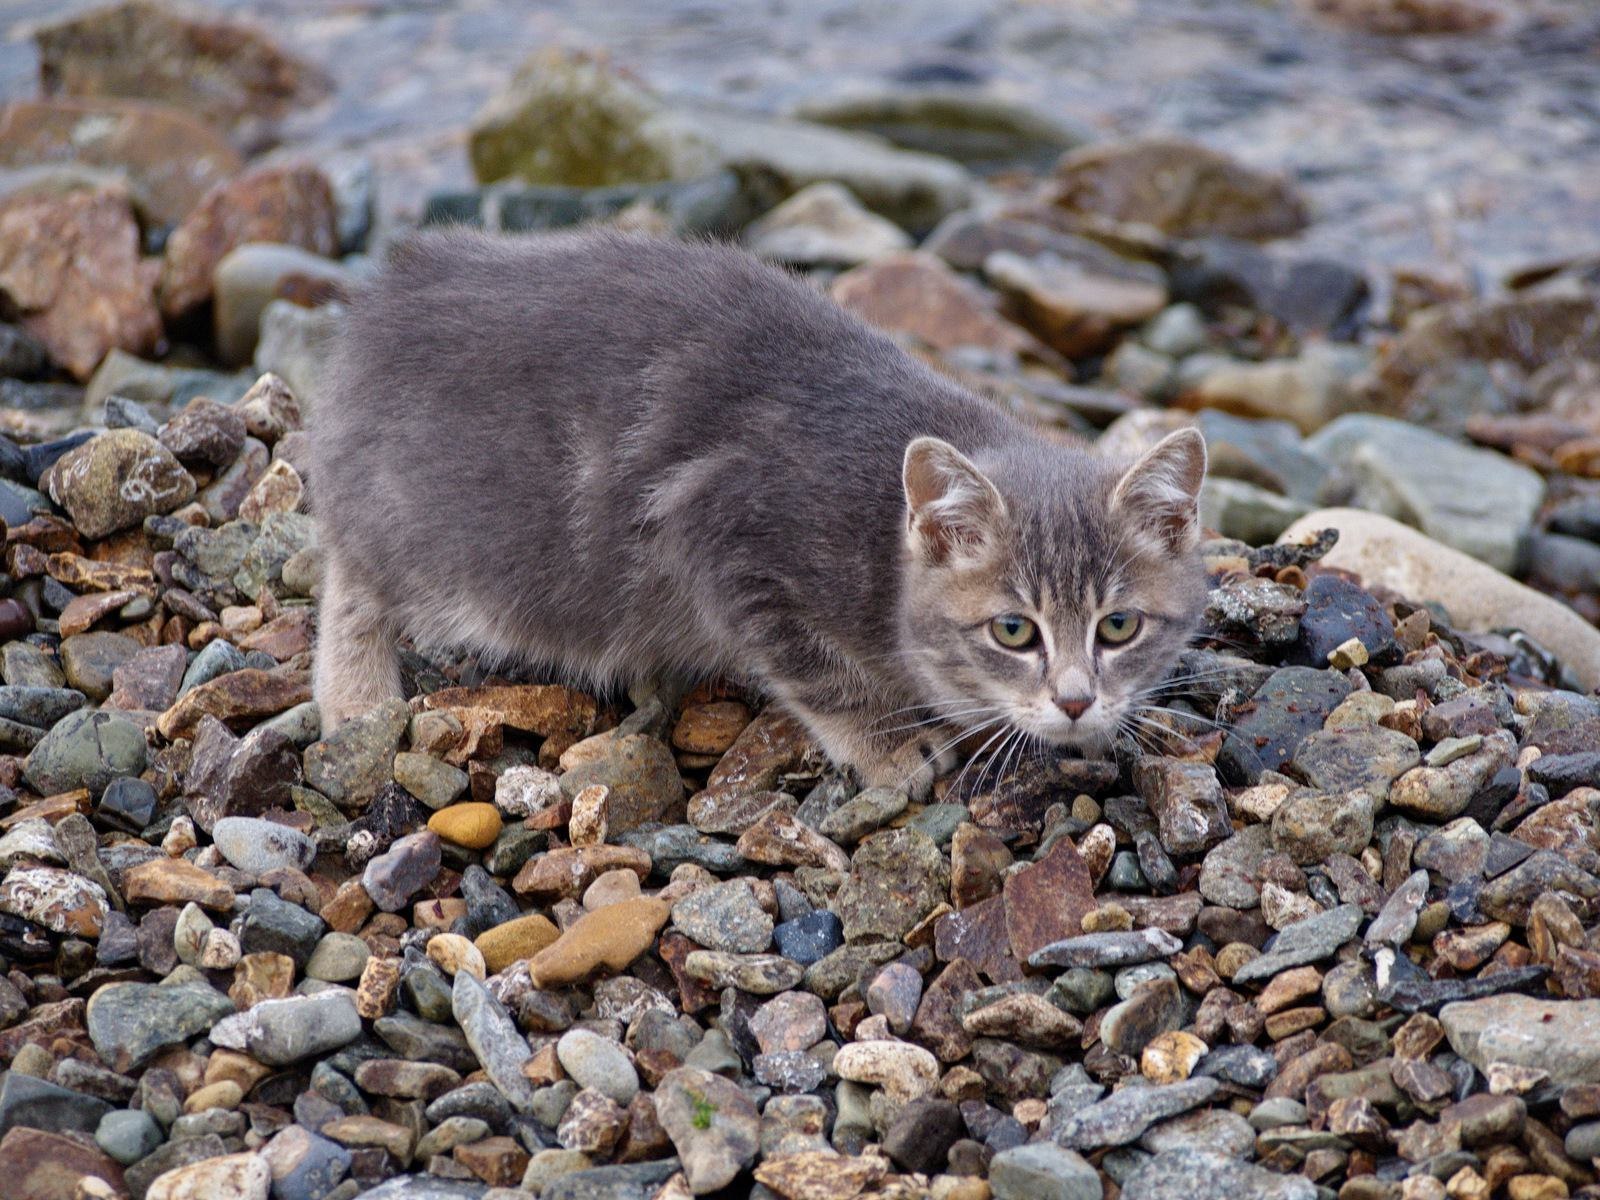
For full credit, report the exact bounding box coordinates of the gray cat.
[308,229,1208,797]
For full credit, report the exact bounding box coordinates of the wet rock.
[159,165,339,320]
[1306,415,1544,572]
[1218,667,1352,785]
[0,186,161,379]
[1050,137,1308,240]
[742,181,910,266]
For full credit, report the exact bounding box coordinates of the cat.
[307,229,1209,798]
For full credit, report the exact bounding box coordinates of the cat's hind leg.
[314,551,402,730]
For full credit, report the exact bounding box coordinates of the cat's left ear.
[1111,427,1207,553]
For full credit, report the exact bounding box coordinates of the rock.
[1053,1078,1220,1150]
[475,913,560,974]
[1270,789,1374,863]
[304,697,409,807]
[393,751,468,810]
[558,734,683,832]
[95,1108,161,1165]
[428,802,503,850]
[1287,725,1417,799]
[671,879,773,954]
[771,910,843,966]
[1441,996,1600,1086]
[1305,415,1545,572]
[159,165,339,320]
[1029,927,1183,970]
[1233,904,1363,984]
[833,251,1057,364]
[212,991,360,1066]
[122,856,234,910]
[1217,666,1352,784]
[1102,976,1185,1057]
[1120,1148,1317,1200]
[0,98,241,228]
[742,182,910,266]
[260,1125,352,1200]
[1133,758,1231,856]
[146,1152,270,1200]
[833,1040,940,1101]
[253,298,341,409]
[59,632,142,703]
[1172,237,1369,337]
[834,827,949,942]
[305,931,370,982]
[1003,835,1100,961]
[986,248,1166,358]
[86,980,234,1072]
[1050,137,1308,240]
[653,1067,760,1193]
[43,428,194,537]
[0,1126,127,1200]
[214,242,352,365]
[0,186,160,379]
[556,1029,639,1105]
[452,970,537,1113]
[105,644,186,713]
[1191,344,1370,435]
[1389,730,1516,821]
[0,865,107,936]
[754,1152,887,1200]
[24,708,147,797]
[1281,509,1600,690]
[212,816,315,874]
[363,830,443,912]
[989,1142,1101,1200]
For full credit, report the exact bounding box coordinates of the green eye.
[1096,611,1142,645]
[990,614,1039,650]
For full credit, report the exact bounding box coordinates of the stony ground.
[3,4,1600,1200]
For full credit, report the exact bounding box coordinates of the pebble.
[653,1066,762,1192]
[556,1028,640,1104]
[212,815,316,873]
[671,878,773,953]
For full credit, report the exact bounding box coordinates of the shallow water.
[3,0,1599,278]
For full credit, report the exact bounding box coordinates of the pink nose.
[1056,695,1095,720]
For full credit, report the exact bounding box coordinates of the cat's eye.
[1096,611,1142,645]
[989,614,1039,650]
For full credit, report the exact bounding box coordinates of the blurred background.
[2,0,1600,627]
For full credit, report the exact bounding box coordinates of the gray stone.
[0,1071,113,1138]
[1288,725,1419,799]
[671,879,773,954]
[555,1029,639,1106]
[1199,824,1273,909]
[85,981,235,1072]
[304,696,408,806]
[0,685,85,728]
[1440,995,1600,1086]
[1218,667,1351,785]
[1232,904,1363,984]
[1306,414,1544,572]
[990,1142,1101,1200]
[95,1107,162,1165]
[210,990,361,1065]
[1120,1148,1317,1200]
[453,970,537,1113]
[1053,1078,1219,1150]
[653,1066,760,1194]
[260,1124,352,1200]
[1029,928,1183,970]
[212,815,316,874]
[23,707,147,797]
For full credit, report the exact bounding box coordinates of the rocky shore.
[2,4,1600,1200]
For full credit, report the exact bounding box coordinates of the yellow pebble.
[475,913,561,974]
[426,932,486,980]
[427,802,503,849]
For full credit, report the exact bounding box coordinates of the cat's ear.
[1111,427,1207,553]
[903,437,1007,565]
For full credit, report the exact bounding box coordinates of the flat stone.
[452,970,537,1113]
[212,815,315,874]
[653,1067,760,1193]
[1233,904,1363,985]
[1441,996,1600,1086]
[1052,1077,1219,1150]
[86,980,234,1072]
[1218,667,1352,785]
[990,1142,1101,1200]
[1028,927,1183,970]
[1120,1148,1317,1200]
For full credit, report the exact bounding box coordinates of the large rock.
[34,1,331,135]
[24,707,148,797]
[468,49,970,232]
[43,428,194,538]
[1305,414,1544,572]
[0,99,241,227]
[159,165,339,320]
[653,1067,760,1193]
[1120,1149,1316,1200]
[1440,995,1600,1086]
[1050,137,1308,240]
[1279,509,1600,691]
[86,981,235,1072]
[0,185,160,379]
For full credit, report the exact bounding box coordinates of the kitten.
[308,229,1208,797]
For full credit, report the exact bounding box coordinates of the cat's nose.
[1055,695,1095,720]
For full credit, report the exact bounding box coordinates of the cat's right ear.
[903,437,1007,566]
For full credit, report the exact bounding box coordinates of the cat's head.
[897,427,1208,754]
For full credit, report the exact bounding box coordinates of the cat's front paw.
[856,738,949,803]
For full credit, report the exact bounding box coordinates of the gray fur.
[308,229,1207,795]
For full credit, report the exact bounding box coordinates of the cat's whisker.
[948,721,1015,801]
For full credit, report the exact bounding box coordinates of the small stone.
[833,1039,940,1101]
[145,1152,270,1200]
[1053,1077,1219,1150]
[209,990,360,1066]
[211,815,315,874]
[427,932,487,979]
[654,1066,761,1193]
[362,829,443,912]
[392,751,468,809]
[475,913,561,974]
[1232,904,1363,985]
[452,969,537,1113]
[1143,1030,1208,1083]
[671,879,773,954]
[556,1029,639,1105]
[428,802,504,850]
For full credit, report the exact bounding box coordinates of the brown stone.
[735,809,850,873]
[455,1135,530,1187]
[46,553,157,595]
[0,1126,124,1200]
[1051,136,1309,240]
[951,822,1011,909]
[755,1150,889,1200]
[933,893,1023,985]
[320,1114,415,1165]
[832,251,1058,364]
[0,185,160,379]
[0,998,87,1063]
[512,845,652,900]
[237,608,314,661]
[657,930,719,1015]
[669,700,750,757]
[156,667,311,738]
[35,1,333,134]
[159,164,338,319]
[986,249,1166,358]
[57,589,137,637]
[418,684,599,739]
[122,857,235,910]
[1003,835,1097,963]
[526,895,669,988]
[0,865,107,936]
[355,955,401,1020]
[0,98,240,226]
[475,913,561,973]
[913,957,983,1062]
[230,952,295,1008]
